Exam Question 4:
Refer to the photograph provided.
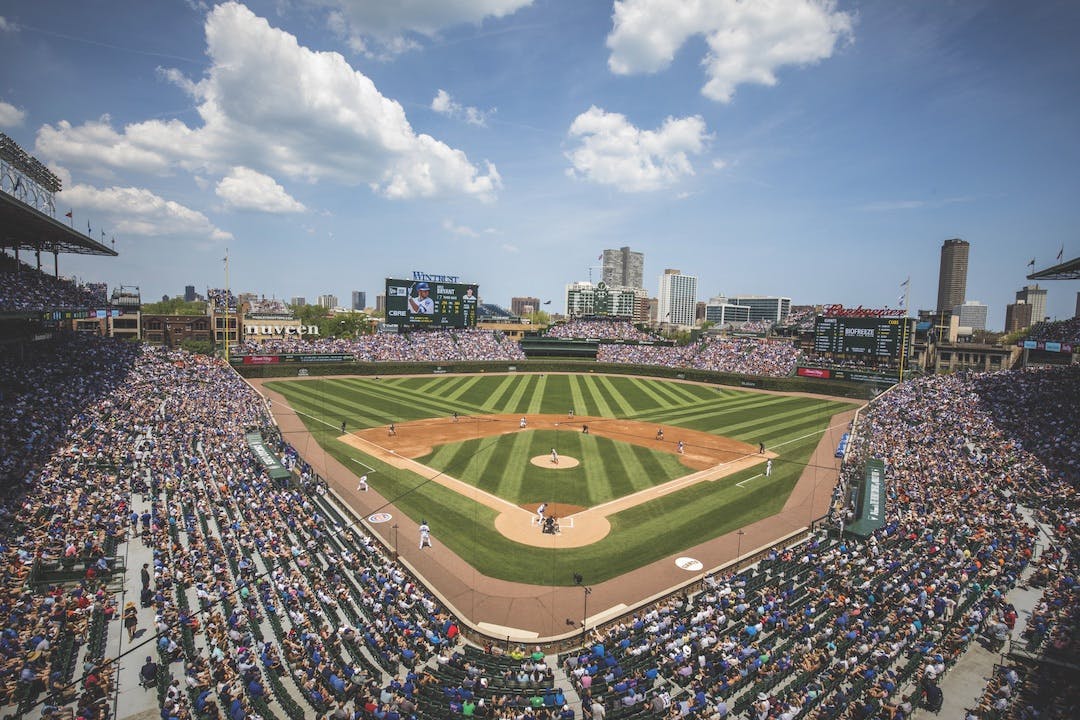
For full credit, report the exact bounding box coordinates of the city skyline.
[0,1,1078,329]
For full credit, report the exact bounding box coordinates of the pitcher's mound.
[529,455,579,469]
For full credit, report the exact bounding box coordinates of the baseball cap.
[416,282,430,291]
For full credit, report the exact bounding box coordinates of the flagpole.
[898,276,910,385]
[224,249,231,363]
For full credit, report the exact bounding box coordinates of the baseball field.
[264,373,853,587]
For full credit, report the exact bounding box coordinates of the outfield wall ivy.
[235,358,879,399]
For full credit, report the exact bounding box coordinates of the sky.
[0,0,1078,330]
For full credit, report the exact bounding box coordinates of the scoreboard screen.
[385,278,478,328]
[814,316,911,358]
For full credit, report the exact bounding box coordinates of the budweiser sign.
[823,304,906,318]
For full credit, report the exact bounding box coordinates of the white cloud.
[0,100,25,127]
[442,218,480,237]
[431,89,490,127]
[0,16,16,32]
[607,0,854,102]
[63,182,232,241]
[216,167,306,213]
[37,117,172,174]
[315,0,534,58]
[565,106,710,192]
[35,2,500,200]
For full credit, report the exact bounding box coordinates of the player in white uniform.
[357,475,368,492]
[408,282,434,314]
[419,521,432,549]
[551,448,559,465]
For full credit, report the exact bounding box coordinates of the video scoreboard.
[385,278,478,328]
[814,316,912,358]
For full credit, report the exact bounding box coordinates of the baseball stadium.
[2,134,1079,720]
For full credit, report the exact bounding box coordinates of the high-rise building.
[657,269,697,326]
[375,294,386,313]
[290,297,306,307]
[727,295,792,324]
[952,300,987,332]
[511,296,541,316]
[602,247,645,289]
[1004,302,1033,334]
[351,291,366,311]
[704,297,751,325]
[1015,285,1047,324]
[936,238,970,314]
[184,285,196,302]
[317,294,338,309]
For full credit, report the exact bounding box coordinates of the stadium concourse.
[0,273,1076,719]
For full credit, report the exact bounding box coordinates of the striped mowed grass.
[267,374,851,584]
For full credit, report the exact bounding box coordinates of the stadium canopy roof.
[1027,255,1080,281]
[0,191,117,256]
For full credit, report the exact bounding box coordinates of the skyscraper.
[952,300,988,332]
[351,291,366,311]
[936,238,970,314]
[657,269,697,326]
[602,246,645,289]
[1015,285,1047,324]
[511,296,540,316]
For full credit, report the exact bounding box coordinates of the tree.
[525,310,551,327]
[141,298,206,315]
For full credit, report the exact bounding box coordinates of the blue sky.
[0,0,1077,329]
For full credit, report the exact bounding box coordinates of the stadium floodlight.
[0,133,62,193]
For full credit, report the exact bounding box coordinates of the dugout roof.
[0,191,117,256]
[1028,255,1080,281]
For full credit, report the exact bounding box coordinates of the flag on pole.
[64,210,73,219]
[1057,245,1065,262]
[597,253,602,260]
[899,277,909,288]
[87,220,92,235]
[1027,258,1035,268]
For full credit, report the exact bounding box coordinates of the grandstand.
[2,142,1077,719]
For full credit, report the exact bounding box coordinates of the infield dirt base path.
[249,375,858,640]
[340,414,774,548]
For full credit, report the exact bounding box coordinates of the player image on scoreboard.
[462,286,477,325]
[408,282,435,314]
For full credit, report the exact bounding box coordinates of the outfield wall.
[234,358,879,399]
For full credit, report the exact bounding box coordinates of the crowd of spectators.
[237,329,526,363]
[246,298,291,315]
[2,315,1077,719]
[207,289,238,313]
[598,337,802,377]
[0,255,105,311]
[1023,318,1080,344]
[545,321,658,342]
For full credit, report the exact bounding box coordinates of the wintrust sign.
[244,325,321,336]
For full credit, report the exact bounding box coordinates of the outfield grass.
[267,374,851,584]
